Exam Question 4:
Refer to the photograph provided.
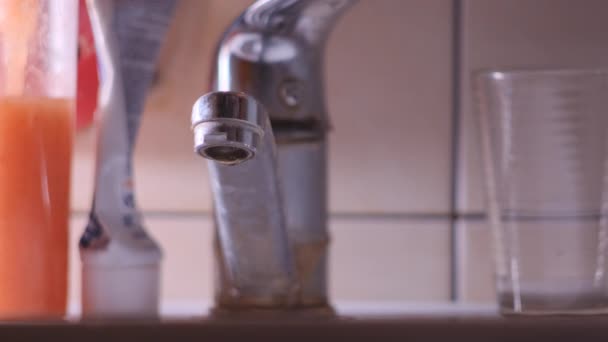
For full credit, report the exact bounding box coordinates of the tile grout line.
[448,0,464,302]
[69,210,464,221]
[69,210,487,221]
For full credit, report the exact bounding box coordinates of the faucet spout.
[192,92,298,308]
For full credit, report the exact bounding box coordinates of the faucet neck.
[244,0,354,45]
[213,0,356,138]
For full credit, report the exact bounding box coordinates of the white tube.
[79,0,176,319]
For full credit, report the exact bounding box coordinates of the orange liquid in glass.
[0,96,72,319]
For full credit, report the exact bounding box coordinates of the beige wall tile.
[326,0,453,213]
[71,130,95,212]
[458,0,608,213]
[68,215,450,306]
[456,219,494,303]
[330,219,451,302]
[68,215,85,306]
[72,0,454,215]
[149,216,214,301]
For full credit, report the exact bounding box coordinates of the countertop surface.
[2,303,608,341]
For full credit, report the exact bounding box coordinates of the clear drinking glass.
[475,69,608,314]
[0,0,77,319]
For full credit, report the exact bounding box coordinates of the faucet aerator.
[202,145,253,165]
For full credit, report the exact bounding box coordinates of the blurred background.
[68,0,608,311]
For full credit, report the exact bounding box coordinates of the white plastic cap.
[81,263,160,319]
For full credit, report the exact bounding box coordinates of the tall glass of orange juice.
[0,0,77,319]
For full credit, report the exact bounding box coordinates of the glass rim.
[475,68,608,81]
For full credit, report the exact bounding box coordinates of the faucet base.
[209,304,336,321]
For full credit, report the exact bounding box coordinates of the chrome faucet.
[191,0,356,311]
